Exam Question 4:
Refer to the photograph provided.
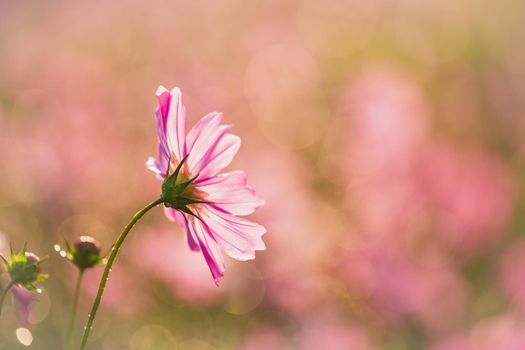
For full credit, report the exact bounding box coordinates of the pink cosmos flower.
[146,86,266,284]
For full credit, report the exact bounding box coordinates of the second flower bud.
[66,236,102,271]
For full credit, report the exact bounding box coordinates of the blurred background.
[1,0,525,349]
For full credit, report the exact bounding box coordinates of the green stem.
[66,269,84,350]
[78,198,164,350]
[0,280,14,316]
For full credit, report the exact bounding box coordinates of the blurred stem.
[66,269,84,350]
[78,198,164,350]
[0,280,14,317]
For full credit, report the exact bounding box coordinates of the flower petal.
[183,215,201,252]
[197,171,264,215]
[197,133,241,180]
[191,217,225,285]
[164,208,201,252]
[145,157,162,175]
[156,85,171,121]
[163,207,185,225]
[186,112,226,176]
[150,86,173,176]
[165,87,187,162]
[198,205,266,262]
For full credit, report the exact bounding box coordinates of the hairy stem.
[78,198,164,350]
[0,280,14,317]
[66,269,84,350]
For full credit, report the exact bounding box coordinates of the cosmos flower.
[146,86,266,284]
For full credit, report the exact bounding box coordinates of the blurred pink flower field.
[2,0,525,349]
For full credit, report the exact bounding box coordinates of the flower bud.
[1,246,48,290]
[68,236,102,270]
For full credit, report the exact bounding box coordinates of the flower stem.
[78,198,164,350]
[0,280,14,316]
[66,269,84,350]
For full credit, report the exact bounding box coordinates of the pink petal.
[165,87,187,163]
[150,86,173,176]
[165,208,200,252]
[186,112,226,176]
[156,85,171,121]
[197,133,241,180]
[198,205,266,261]
[191,217,225,285]
[183,215,201,252]
[186,112,222,149]
[163,207,185,225]
[156,142,170,175]
[196,171,265,215]
[145,157,162,175]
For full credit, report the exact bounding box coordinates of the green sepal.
[176,196,210,206]
[160,154,213,223]
[163,154,189,188]
[36,274,49,283]
[64,238,73,256]
[177,205,199,219]
[0,254,8,266]
[172,175,199,193]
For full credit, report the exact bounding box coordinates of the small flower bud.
[1,245,48,290]
[68,236,102,270]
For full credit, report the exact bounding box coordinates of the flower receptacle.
[160,154,209,218]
